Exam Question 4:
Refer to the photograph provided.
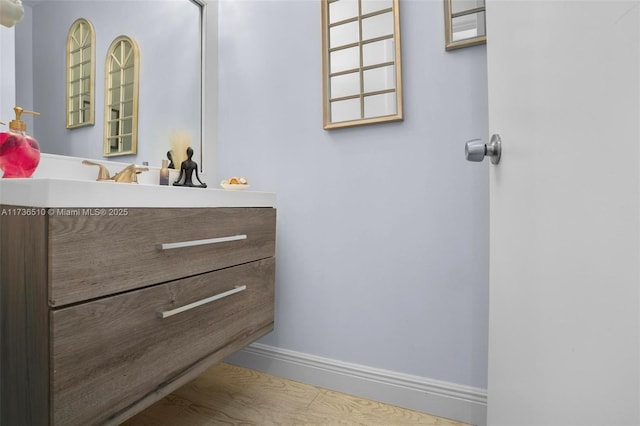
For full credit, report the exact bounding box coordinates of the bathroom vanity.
[0,177,277,425]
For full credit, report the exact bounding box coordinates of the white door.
[485,1,640,425]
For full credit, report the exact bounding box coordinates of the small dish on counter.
[221,176,249,190]
[221,183,250,191]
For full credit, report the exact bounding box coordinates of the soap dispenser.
[0,107,41,178]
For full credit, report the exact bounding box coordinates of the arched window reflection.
[104,36,139,156]
[66,18,95,128]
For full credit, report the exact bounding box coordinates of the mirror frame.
[199,0,217,176]
[443,0,486,51]
[321,0,404,130]
[66,18,95,129]
[103,35,140,157]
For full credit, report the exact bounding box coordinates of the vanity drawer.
[49,207,276,306]
[50,257,275,426]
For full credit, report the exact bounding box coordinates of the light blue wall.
[218,0,490,389]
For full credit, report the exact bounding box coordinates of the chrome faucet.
[83,160,148,183]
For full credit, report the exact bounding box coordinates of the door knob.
[465,134,502,165]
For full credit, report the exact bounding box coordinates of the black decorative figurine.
[173,147,207,188]
[167,150,175,169]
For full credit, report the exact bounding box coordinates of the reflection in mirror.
[104,35,139,156]
[16,0,203,167]
[66,18,95,129]
[444,0,486,51]
[322,0,403,129]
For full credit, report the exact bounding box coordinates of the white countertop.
[0,178,276,208]
[0,154,276,208]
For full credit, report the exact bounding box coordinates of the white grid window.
[66,18,95,128]
[322,0,403,129]
[104,36,139,156]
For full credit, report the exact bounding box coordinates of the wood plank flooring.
[123,363,470,426]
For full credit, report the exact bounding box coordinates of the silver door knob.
[465,134,502,165]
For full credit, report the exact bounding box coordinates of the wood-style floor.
[123,363,470,426]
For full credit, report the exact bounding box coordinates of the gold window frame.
[321,0,404,130]
[103,35,140,157]
[444,0,486,51]
[66,18,95,128]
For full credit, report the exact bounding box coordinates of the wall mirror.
[103,35,140,157]
[444,0,486,51]
[15,0,216,172]
[66,18,95,129]
[321,0,403,130]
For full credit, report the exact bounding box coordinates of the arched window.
[66,18,95,128]
[104,36,139,156]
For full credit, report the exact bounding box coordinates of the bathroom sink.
[0,178,276,208]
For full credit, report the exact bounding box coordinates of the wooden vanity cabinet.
[0,206,276,426]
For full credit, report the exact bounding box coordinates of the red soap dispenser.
[0,107,41,178]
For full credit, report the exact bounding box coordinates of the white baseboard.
[225,343,487,426]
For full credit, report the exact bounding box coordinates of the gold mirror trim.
[66,18,96,129]
[103,35,140,157]
[321,0,404,130]
[444,0,487,51]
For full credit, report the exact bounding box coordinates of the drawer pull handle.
[158,285,247,319]
[157,234,247,250]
